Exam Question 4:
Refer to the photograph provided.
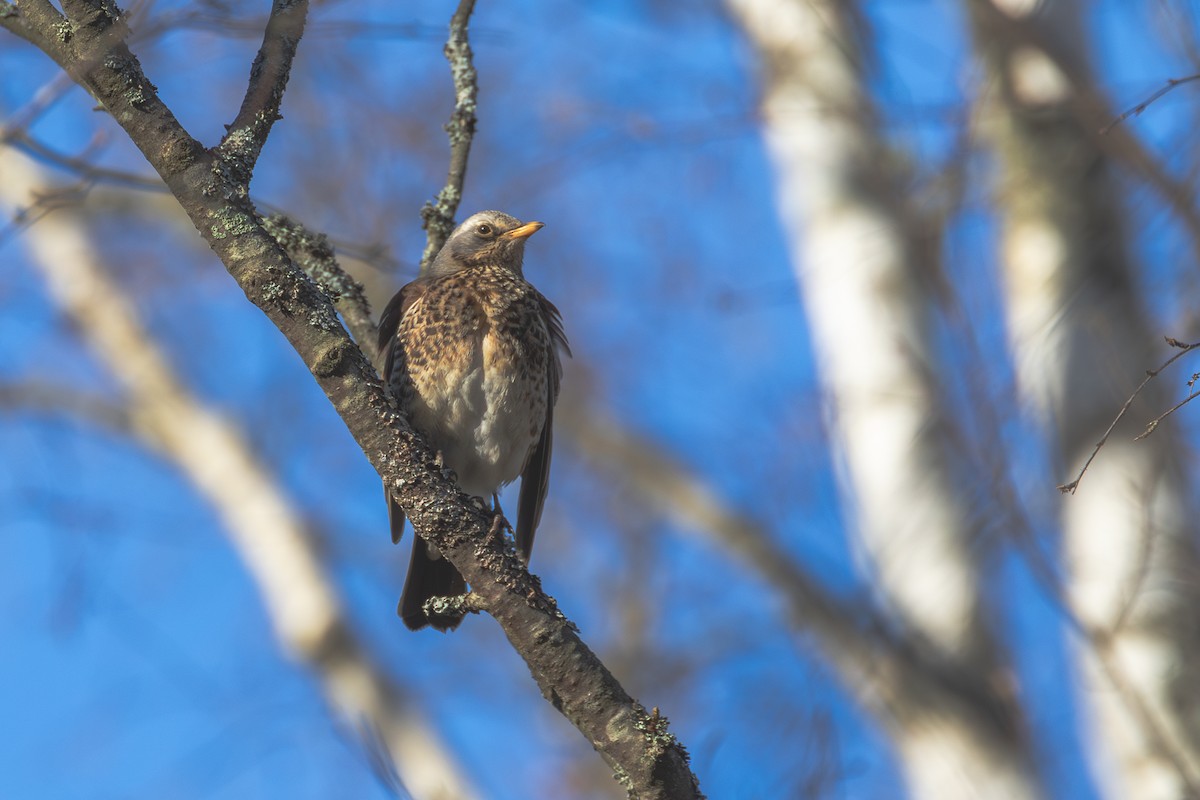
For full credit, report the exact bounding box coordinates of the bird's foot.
[488,492,514,539]
[489,509,513,541]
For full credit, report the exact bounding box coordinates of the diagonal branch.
[4,129,166,190]
[562,405,1022,742]
[1,0,66,53]
[0,7,702,798]
[1135,388,1200,440]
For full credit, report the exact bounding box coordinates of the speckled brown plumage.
[378,211,568,632]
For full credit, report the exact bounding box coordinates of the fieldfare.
[378,210,569,631]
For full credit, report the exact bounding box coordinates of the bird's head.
[429,210,544,277]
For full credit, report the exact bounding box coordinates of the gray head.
[428,210,544,277]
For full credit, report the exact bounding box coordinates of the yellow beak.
[503,221,544,240]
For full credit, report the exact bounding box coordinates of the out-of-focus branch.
[419,0,478,272]
[0,147,481,800]
[0,381,133,433]
[4,130,166,190]
[561,401,1022,749]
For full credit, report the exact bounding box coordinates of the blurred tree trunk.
[969,1,1200,797]
[0,147,480,800]
[725,1,1040,796]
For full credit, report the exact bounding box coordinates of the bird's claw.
[489,510,513,540]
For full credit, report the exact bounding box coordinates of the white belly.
[409,331,541,498]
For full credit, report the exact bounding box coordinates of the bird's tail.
[399,536,468,632]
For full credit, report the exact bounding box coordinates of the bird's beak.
[503,221,544,240]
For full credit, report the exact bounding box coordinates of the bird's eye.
[476,224,493,237]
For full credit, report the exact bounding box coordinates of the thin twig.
[1135,389,1200,441]
[1059,337,1200,493]
[1101,75,1200,135]
[419,0,478,272]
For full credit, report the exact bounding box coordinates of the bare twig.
[217,0,309,186]
[419,0,478,272]
[1102,75,1200,135]
[1135,389,1200,440]
[1058,337,1200,493]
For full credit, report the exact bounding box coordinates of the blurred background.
[3,0,1200,798]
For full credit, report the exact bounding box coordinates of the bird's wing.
[377,279,428,377]
[515,292,570,560]
[378,279,429,544]
[385,492,406,545]
[515,400,552,560]
[539,292,572,375]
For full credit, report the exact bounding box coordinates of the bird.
[377,210,569,632]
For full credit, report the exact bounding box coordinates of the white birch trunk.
[0,148,479,800]
[725,1,1039,796]
[970,1,1200,796]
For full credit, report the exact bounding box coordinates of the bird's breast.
[396,273,551,497]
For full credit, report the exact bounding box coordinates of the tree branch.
[1,0,66,53]
[4,129,166,190]
[1101,75,1200,135]
[0,6,702,797]
[420,0,478,272]
[0,380,133,432]
[262,213,378,362]
[1058,337,1200,493]
[217,0,308,184]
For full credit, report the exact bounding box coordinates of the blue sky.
[1,1,1196,798]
